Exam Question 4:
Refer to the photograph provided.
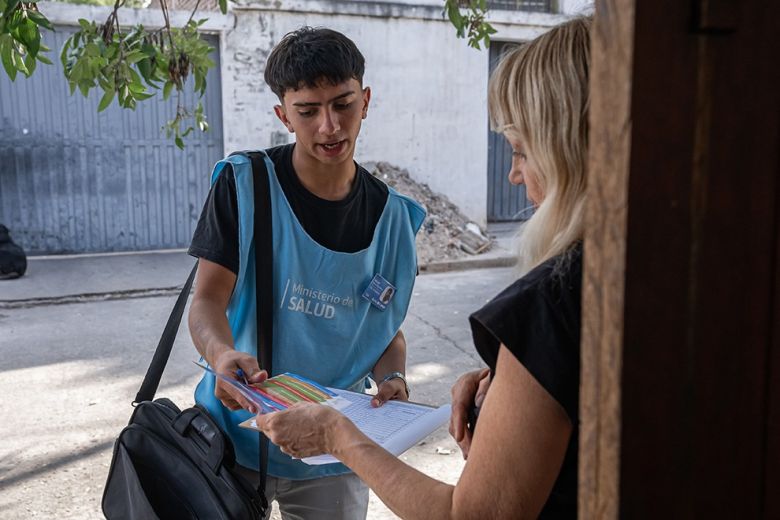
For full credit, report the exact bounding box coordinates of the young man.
[187,27,425,519]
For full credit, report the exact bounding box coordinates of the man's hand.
[371,377,409,408]
[213,349,267,413]
[449,367,491,459]
[189,259,266,411]
[370,330,408,408]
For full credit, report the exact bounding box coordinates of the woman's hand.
[256,403,351,459]
[449,368,491,459]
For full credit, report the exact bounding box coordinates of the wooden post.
[579,0,634,517]
[580,0,780,517]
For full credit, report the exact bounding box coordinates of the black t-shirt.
[188,144,389,274]
[469,244,582,518]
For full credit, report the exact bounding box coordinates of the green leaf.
[193,74,204,95]
[181,126,193,137]
[1,40,18,81]
[105,43,118,59]
[7,9,23,34]
[162,80,173,100]
[27,10,53,31]
[97,88,114,112]
[136,57,151,81]
[23,50,35,76]
[78,81,90,97]
[127,66,143,86]
[127,80,146,94]
[140,42,156,57]
[78,19,91,32]
[36,52,52,65]
[18,18,40,57]
[2,0,19,20]
[175,135,184,149]
[125,49,145,64]
[68,59,83,82]
[11,48,28,75]
[85,42,100,57]
[133,91,155,101]
[445,2,462,27]
[59,37,71,68]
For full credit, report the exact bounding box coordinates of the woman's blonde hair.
[488,17,591,274]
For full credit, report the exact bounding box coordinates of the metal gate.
[487,40,535,222]
[0,25,224,254]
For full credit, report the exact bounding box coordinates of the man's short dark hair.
[264,27,366,99]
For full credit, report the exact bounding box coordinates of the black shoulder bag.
[102,152,273,520]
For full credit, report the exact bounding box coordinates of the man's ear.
[361,86,371,120]
[274,105,295,133]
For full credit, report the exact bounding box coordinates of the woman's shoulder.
[469,243,583,371]
[470,243,583,423]
[497,243,582,310]
[523,244,582,301]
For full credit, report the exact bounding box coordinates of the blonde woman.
[256,17,590,519]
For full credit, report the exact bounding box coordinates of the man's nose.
[319,109,340,135]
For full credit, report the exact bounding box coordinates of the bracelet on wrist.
[380,371,410,398]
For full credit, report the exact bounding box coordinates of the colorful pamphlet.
[194,362,451,466]
[194,362,345,414]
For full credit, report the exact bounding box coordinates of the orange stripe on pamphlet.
[272,378,326,403]
[277,376,330,401]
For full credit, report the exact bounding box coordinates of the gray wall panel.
[0,25,223,254]
[487,41,535,222]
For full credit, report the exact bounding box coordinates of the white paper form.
[242,389,451,466]
[302,389,451,465]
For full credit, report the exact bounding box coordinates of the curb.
[0,286,186,309]
[419,254,517,274]
[0,254,517,308]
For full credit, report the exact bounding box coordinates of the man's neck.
[291,146,357,201]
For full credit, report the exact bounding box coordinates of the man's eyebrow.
[292,91,355,107]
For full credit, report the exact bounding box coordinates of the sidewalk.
[0,223,518,307]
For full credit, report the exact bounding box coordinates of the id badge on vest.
[361,273,396,311]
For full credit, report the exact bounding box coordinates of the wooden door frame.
[580,0,780,517]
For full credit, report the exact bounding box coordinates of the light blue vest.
[194,152,425,480]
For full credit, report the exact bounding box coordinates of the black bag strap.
[134,262,198,404]
[233,150,273,507]
[244,151,273,378]
[134,151,272,514]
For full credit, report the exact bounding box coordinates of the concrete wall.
[38,0,582,225]
[221,0,572,224]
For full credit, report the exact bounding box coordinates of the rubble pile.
[365,162,492,266]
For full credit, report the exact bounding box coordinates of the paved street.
[0,265,516,519]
